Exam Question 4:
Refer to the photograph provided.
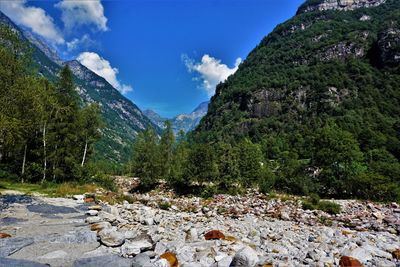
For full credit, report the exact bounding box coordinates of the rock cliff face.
[378,27,400,67]
[298,0,386,13]
[194,0,400,158]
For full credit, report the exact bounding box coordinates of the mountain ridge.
[144,100,209,134]
[0,10,161,162]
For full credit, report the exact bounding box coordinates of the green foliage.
[190,0,400,202]
[302,195,342,215]
[130,129,161,190]
[0,25,103,184]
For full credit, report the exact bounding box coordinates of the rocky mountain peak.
[298,0,386,13]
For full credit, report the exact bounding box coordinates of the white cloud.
[183,54,241,96]
[77,52,132,94]
[56,0,108,32]
[0,0,64,44]
[66,34,97,52]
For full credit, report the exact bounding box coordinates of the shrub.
[302,195,342,215]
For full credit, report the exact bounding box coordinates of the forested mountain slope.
[0,11,160,163]
[194,0,400,198]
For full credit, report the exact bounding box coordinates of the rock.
[392,249,400,260]
[0,233,11,238]
[26,204,77,214]
[90,222,112,232]
[231,246,259,267]
[154,259,170,267]
[38,250,68,259]
[216,256,233,267]
[186,228,198,242]
[98,227,125,247]
[349,247,372,262]
[86,210,99,216]
[132,253,155,267]
[98,211,117,223]
[72,195,85,203]
[160,252,179,267]
[0,237,34,257]
[84,197,95,203]
[204,230,225,240]
[121,240,153,257]
[0,257,49,267]
[89,205,102,211]
[143,218,154,226]
[86,216,102,224]
[72,255,132,267]
[339,256,363,267]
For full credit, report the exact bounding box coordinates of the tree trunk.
[21,144,27,183]
[81,140,88,167]
[41,122,47,184]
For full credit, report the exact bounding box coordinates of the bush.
[302,194,342,215]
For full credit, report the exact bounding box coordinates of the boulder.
[132,253,155,267]
[0,237,34,257]
[231,246,259,267]
[98,227,125,247]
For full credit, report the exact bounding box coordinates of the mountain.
[194,0,399,172]
[171,101,209,134]
[0,11,160,163]
[143,109,168,129]
[144,101,209,135]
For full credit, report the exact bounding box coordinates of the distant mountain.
[143,109,168,129]
[0,11,161,162]
[144,101,209,135]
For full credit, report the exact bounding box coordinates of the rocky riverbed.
[0,189,400,267]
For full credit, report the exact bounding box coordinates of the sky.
[0,0,304,118]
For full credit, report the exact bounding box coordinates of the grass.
[0,179,98,198]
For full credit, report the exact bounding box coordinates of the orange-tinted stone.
[204,230,225,240]
[222,235,237,242]
[342,231,353,236]
[90,223,102,232]
[0,233,11,238]
[339,256,363,267]
[84,197,95,203]
[160,252,178,267]
[392,249,400,260]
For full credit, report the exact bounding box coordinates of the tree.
[159,121,175,178]
[313,122,364,197]
[79,103,103,167]
[50,65,81,181]
[214,143,240,190]
[130,129,161,190]
[237,139,264,187]
[183,143,218,185]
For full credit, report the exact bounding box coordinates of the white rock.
[121,240,153,256]
[85,216,102,224]
[154,259,170,267]
[98,227,125,247]
[86,210,99,216]
[231,246,259,267]
[349,247,372,263]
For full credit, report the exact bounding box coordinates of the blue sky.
[0,0,304,118]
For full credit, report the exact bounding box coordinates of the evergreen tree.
[237,139,264,187]
[130,129,161,190]
[160,120,175,178]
